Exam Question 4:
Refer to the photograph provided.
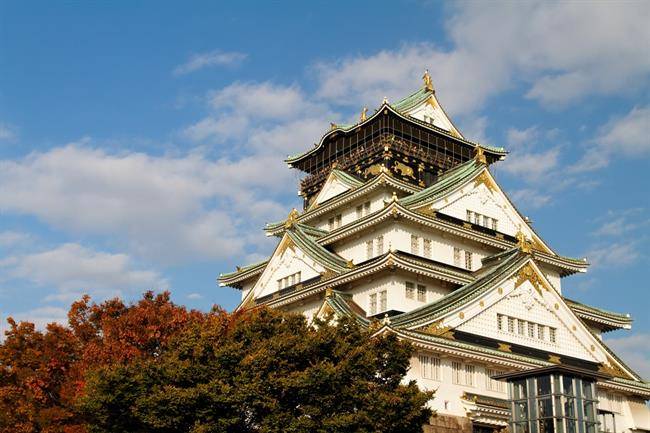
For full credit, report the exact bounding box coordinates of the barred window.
[356,205,363,219]
[417,284,426,302]
[376,235,384,255]
[465,364,475,387]
[538,324,546,340]
[335,214,342,228]
[465,251,473,270]
[518,319,525,335]
[508,317,515,333]
[366,240,373,259]
[363,201,371,215]
[486,368,505,392]
[419,355,441,380]
[328,217,335,231]
[369,293,377,315]
[452,361,463,384]
[492,218,498,231]
[497,314,504,331]
[466,210,473,222]
[528,322,535,338]
[453,247,462,266]
[549,327,556,343]
[411,234,419,254]
[423,238,432,258]
[405,281,415,299]
[379,290,387,311]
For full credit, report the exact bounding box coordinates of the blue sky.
[0,1,648,376]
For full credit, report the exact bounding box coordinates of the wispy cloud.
[0,123,16,141]
[173,50,247,76]
[604,333,650,380]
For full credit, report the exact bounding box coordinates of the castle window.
[549,327,556,343]
[405,282,415,299]
[376,235,384,255]
[453,247,462,266]
[369,293,377,315]
[328,217,335,231]
[379,290,387,311]
[452,361,463,384]
[419,355,441,380]
[528,322,536,338]
[467,210,473,222]
[411,234,419,254]
[497,314,504,331]
[508,317,515,333]
[335,214,342,228]
[366,240,373,260]
[486,368,505,392]
[465,364,475,387]
[356,205,363,219]
[518,319,526,335]
[417,284,426,302]
[364,201,371,215]
[465,251,473,270]
[538,324,546,341]
[491,218,498,231]
[423,238,432,258]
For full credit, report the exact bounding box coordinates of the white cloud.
[509,188,552,210]
[314,1,650,113]
[605,333,650,380]
[592,208,649,237]
[187,293,203,300]
[0,142,294,264]
[1,243,167,303]
[0,231,31,248]
[0,123,15,141]
[506,126,538,149]
[0,305,69,338]
[501,148,560,183]
[572,106,650,172]
[173,50,247,76]
[586,242,641,270]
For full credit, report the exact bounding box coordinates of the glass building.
[493,365,610,433]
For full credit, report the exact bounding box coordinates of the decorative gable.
[248,234,326,300]
[309,169,362,209]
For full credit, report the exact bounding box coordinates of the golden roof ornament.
[330,122,337,130]
[382,96,389,104]
[515,231,533,254]
[360,106,368,122]
[422,69,434,92]
[474,145,487,164]
[325,287,334,298]
[284,208,300,228]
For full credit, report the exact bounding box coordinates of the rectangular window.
[497,314,504,331]
[452,361,463,384]
[465,364,475,387]
[366,240,373,260]
[466,210,473,222]
[538,324,545,340]
[411,234,419,254]
[518,319,525,335]
[296,271,301,284]
[474,213,480,225]
[453,247,462,266]
[508,317,515,333]
[277,279,282,290]
[369,293,377,315]
[328,217,335,231]
[423,238,432,258]
[465,251,473,270]
[405,281,415,299]
[417,284,426,302]
[528,322,535,338]
[549,327,556,343]
[364,201,371,215]
[492,218,498,231]
[335,214,342,228]
[379,290,387,311]
[356,205,363,219]
[419,355,441,380]
[486,368,504,392]
[376,235,384,255]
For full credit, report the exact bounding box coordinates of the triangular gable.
[403,91,463,138]
[308,169,363,210]
[413,166,553,254]
[413,257,638,379]
[239,233,328,306]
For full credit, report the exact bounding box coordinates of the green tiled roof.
[399,158,483,207]
[564,298,632,324]
[286,224,349,272]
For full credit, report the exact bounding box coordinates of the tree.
[79,308,433,433]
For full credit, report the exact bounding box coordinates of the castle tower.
[219,74,650,432]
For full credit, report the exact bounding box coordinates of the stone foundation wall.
[423,414,473,433]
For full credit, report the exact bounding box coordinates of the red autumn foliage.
[0,291,204,433]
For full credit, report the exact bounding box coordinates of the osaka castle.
[219,72,650,433]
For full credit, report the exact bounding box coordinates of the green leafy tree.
[80,308,433,433]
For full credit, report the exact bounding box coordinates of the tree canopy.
[0,292,433,433]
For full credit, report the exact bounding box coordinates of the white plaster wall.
[254,245,324,298]
[539,264,562,294]
[311,189,395,232]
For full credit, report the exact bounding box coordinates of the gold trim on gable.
[515,263,551,296]
[474,171,497,193]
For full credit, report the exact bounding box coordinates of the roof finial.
[516,231,533,254]
[330,122,337,130]
[360,106,368,122]
[382,96,389,105]
[474,145,487,164]
[422,69,434,92]
[284,208,300,228]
